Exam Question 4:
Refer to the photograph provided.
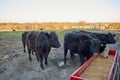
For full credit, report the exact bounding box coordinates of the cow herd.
[22,30,116,69]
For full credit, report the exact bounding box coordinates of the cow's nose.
[58,43,61,47]
[59,44,61,47]
[93,53,98,55]
[105,56,108,58]
[56,44,61,48]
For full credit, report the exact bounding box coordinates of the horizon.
[0,21,120,23]
[0,0,120,23]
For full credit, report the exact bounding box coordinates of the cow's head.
[93,41,109,58]
[105,33,116,44]
[91,38,101,54]
[92,40,108,58]
[46,32,61,48]
[99,41,108,58]
[99,41,106,53]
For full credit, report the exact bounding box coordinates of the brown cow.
[26,31,39,61]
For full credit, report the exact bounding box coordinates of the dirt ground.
[0,34,119,80]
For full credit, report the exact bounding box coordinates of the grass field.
[0,29,118,38]
[0,29,74,40]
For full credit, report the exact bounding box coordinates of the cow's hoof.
[71,58,74,61]
[41,67,45,70]
[40,65,44,69]
[105,56,108,58]
[45,62,48,65]
[37,59,40,61]
[29,59,32,62]
[64,61,67,65]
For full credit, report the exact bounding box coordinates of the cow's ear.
[101,41,106,44]
[74,36,79,41]
[45,32,51,38]
[105,34,108,38]
[85,40,91,45]
[50,31,56,34]
[113,34,116,37]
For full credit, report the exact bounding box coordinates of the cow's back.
[78,30,116,44]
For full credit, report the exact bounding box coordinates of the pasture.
[0,29,120,80]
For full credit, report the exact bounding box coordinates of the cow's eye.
[51,38,54,41]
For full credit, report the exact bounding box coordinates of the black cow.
[35,31,61,68]
[64,32,106,65]
[73,30,116,57]
[73,30,108,53]
[22,31,29,53]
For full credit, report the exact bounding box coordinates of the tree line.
[0,22,120,31]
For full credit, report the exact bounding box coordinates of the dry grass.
[0,22,120,31]
[80,55,114,80]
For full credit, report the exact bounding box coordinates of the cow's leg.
[44,57,48,65]
[64,43,68,62]
[44,53,49,65]
[23,43,26,53]
[28,49,32,61]
[70,53,74,60]
[71,53,75,58]
[70,50,74,60]
[40,55,44,68]
[78,53,85,66]
[35,52,40,61]
[32,51,34,55]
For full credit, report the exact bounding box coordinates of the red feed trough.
[70,50,118,80]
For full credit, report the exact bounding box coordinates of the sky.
[0,0,120,23]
